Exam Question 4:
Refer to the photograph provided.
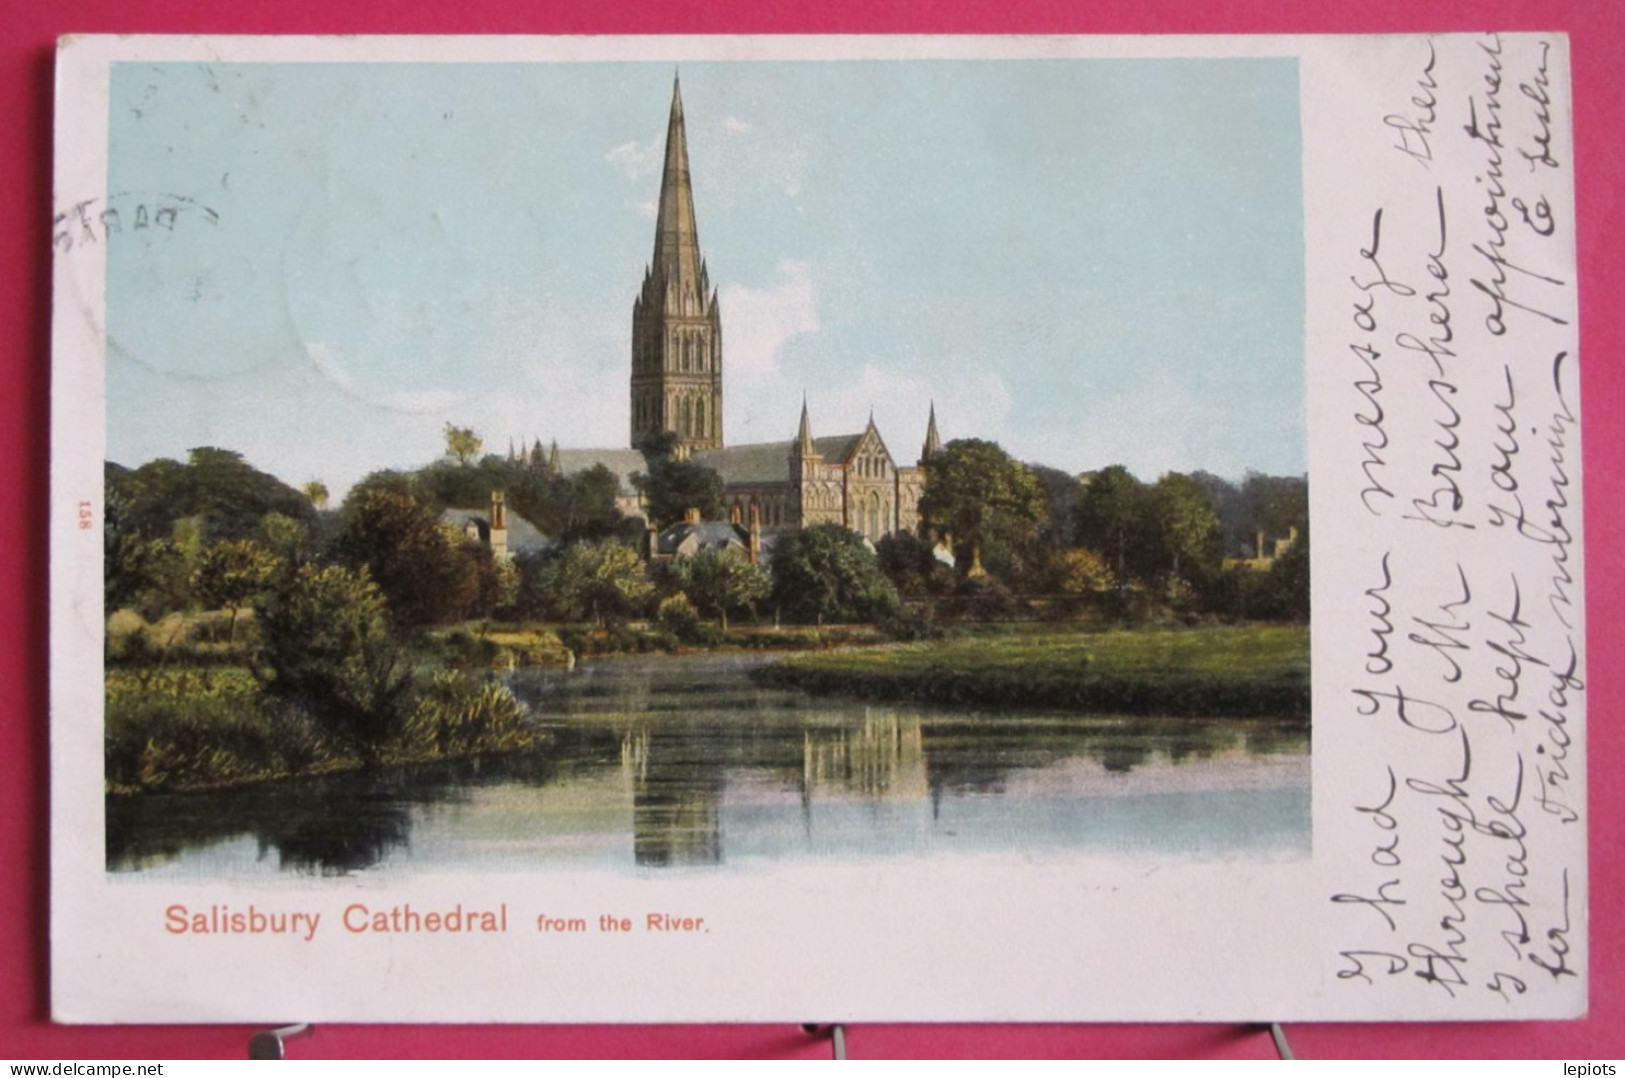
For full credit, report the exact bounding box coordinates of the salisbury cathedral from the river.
[539,78,942,544]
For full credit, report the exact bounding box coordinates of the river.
[106,651,1310,878]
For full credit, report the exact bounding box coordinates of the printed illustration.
[98,60,1310,877]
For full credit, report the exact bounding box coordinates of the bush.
[879,607,948,642]
[958,575,1017,620]
[105,681,344,792]
[654,594,703,638]
[398,670,537,757]
[431,628,506,670]
[256,564,413,763]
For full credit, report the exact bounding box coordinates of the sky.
[106,58,1304,497]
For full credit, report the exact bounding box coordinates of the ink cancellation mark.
[53,191,219,253]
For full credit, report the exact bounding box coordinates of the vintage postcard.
[51,34,1584,1023]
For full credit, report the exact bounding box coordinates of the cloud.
[720,115,752,136]
[604,139,659,180]
[304,341,354,389]
[636,197,658,220]
[718,260,820,379]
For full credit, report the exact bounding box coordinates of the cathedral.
[546,77,941,546]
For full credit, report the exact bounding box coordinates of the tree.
[1255,524,1310,622]
[332,486,480,628]
[1242,471,1309,540]
[103,471,144,613]
[1027,464,1088,551]
[769,524,899,625]
[542,541,652,625]
[1074,465,1148,585]
[632,458,725,527]
[679,549,770,630]
[556,464,628,542]
[875,531,938,597]
[191,538,279,642]
[258,511,313,574]
[302,480,330,511]
[256,563,413,764]
[1145,472,1221,585]
[108,448,314,545]
[1056,547,1116,598]
[111,536,194,623]
[918,439,1047,578]
[443,423,483,466]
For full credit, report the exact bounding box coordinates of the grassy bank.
[753,624,1310,719]
[106,664,541,795]
[429,620,888,667]
[104,606,891,795]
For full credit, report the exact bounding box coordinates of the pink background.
[4,0,1620,1060]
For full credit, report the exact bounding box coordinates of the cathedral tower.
[630,76,724,452]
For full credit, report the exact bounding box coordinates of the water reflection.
[107,653,1309,878]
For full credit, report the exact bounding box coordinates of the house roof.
[657,520,748,557]
[439,507,552,554]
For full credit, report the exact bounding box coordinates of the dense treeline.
[106,435,1307,638]
[103,435,1306,774]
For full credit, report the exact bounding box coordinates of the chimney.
[684,506,702,525]
[490,491,509,560]
[730,503,742,526]
[748,502,761,565]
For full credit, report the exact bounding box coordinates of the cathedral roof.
[552,448,649,495]
[690,433,866,484]
[690,441,793,484]
[811,433,867,463]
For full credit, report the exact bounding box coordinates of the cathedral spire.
[631,78,724,452]
[652,74,702,289]
[922,401,942,460]
[796,394,815,454]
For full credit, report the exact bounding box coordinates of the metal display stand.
[247,1023,314,1060]
[246,1021,1293,1059]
